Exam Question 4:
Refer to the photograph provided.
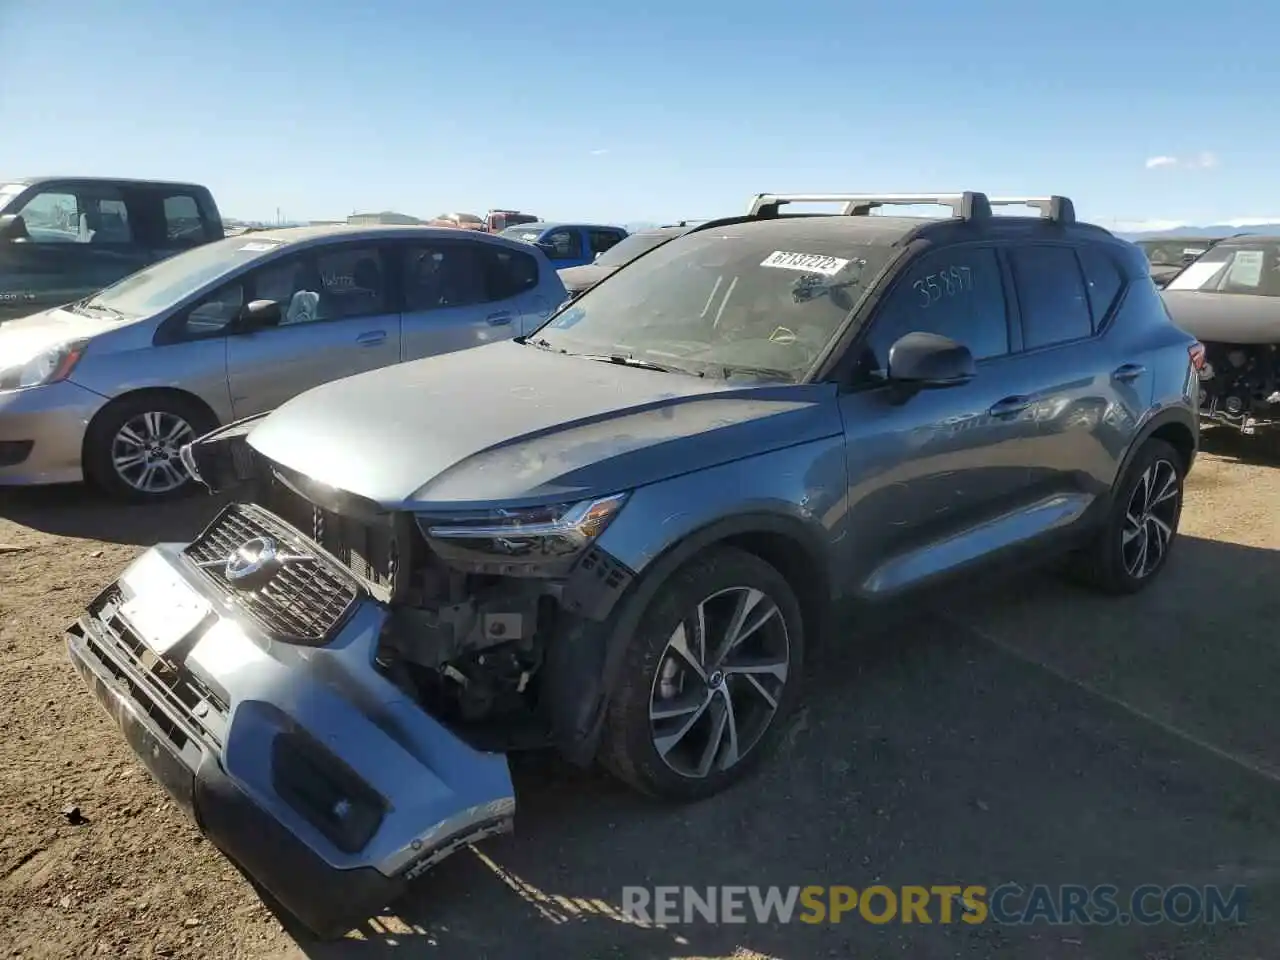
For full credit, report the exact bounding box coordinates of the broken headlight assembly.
[417,492,629,577]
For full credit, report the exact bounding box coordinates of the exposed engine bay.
[1197,342,1280,433]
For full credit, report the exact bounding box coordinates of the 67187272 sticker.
[760,250,851,277]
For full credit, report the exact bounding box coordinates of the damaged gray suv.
[66,192,1201,938]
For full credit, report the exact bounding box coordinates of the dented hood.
[246,339,841,507]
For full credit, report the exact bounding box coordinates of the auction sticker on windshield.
[761,251,851,276]
[239,241,282,252]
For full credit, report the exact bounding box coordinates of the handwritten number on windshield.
[914,265,972,307]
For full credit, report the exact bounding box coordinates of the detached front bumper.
[66,538,516,939]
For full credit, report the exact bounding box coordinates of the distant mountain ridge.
[1115,223,1280,241]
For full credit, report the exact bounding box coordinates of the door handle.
[486,311,513,326]
[988,395,1031,418]
[1112,362,1147,383]
[356,330,387,346]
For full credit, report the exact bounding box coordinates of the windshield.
[501,225,545,242]
[82,234,288,316]
[1164,242,1280,297]
[1137,239,1213,267]
[593,231,678,269]
[531,227,892,382]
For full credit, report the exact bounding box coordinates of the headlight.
[0,340,88,392]
[417,492,628,576]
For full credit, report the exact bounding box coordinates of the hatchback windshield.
[531,227,892,382]
[81,234,287,317]
[1164,242,1280,297]
[593,230,679,269]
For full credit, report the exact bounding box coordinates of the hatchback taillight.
[1188,341,1207,371]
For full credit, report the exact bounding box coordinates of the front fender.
[544,436,847,764]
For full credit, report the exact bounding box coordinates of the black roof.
[6,175,210,191]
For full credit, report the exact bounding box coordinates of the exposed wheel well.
[1148,421,1195,473]
[717,530,831,649]
[82,388,221,459]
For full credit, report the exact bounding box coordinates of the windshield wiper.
[523,336,559,351]
[716,364,796,382]
[571,353,699,375]
[74,299,124,319]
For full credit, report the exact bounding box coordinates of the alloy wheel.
[648,585,791,779]
[110,411,196,495]
[1121,457,1180,579]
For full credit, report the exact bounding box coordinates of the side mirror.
[886,332,975,388]
[237,299,282,330]
[0,214,28,241]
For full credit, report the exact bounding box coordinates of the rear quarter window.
[1075,246,1125,331]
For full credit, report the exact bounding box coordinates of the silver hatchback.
[0,225,566,500]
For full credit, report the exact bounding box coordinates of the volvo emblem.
[225,536,280,587]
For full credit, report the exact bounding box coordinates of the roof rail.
[987,196,1076,224]
[747,193,994,222]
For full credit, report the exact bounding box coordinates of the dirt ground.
[3,433,1280,959]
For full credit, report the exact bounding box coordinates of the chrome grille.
[184,502,359,644]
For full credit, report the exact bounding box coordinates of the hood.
[246,339,841,507]
[556,263,617,293]
[1149,264,1183,285]
[0,307,122,362]
[1161,291,1280,345]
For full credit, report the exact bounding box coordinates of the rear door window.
[402,242,489,311]
[1009,245,1093,349]
[589,229,625,256]
[481,245,539,300]
[162,194,207,242]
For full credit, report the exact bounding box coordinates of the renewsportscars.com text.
[621,884,1247,926]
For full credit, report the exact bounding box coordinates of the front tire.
[599,546,805,801]
[83,393,215,503]
[1069,438,1185,594]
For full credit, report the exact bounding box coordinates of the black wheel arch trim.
[545,510,831,765]
[1107,406,1197,509]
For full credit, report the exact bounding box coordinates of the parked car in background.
[1162,234,1280,434]
[500,221,628,268]
[67,190,1198,940]
[428,212,486,231]
[485,209,538,233]
[0,176,225,323]
[557,221,702,298]
[0,224,565,500]
[1134,235,1226,288]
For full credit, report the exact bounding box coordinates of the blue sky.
[1,0,1274,230]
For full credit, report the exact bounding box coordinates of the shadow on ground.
[262,536,1280,959]
[0,483,226,545]
[1199,427,1280,467]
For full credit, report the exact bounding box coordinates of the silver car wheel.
[1121,457,1180,579]
[110,411,196,494]
[648,585,791,779]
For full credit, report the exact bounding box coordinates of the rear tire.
[83,393,216,503]
[1067,438,1184,595]
[598,546,805,801]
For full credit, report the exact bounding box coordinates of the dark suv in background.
[67,190,1199,939]
[0,176,224,323]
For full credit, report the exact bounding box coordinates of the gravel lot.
[2,432,1279,959]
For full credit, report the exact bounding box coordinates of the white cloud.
[589,148,609,156]
[1144,152,1218,171]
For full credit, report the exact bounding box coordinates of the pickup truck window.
[11,187,133,244]
[162,194,205,242]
